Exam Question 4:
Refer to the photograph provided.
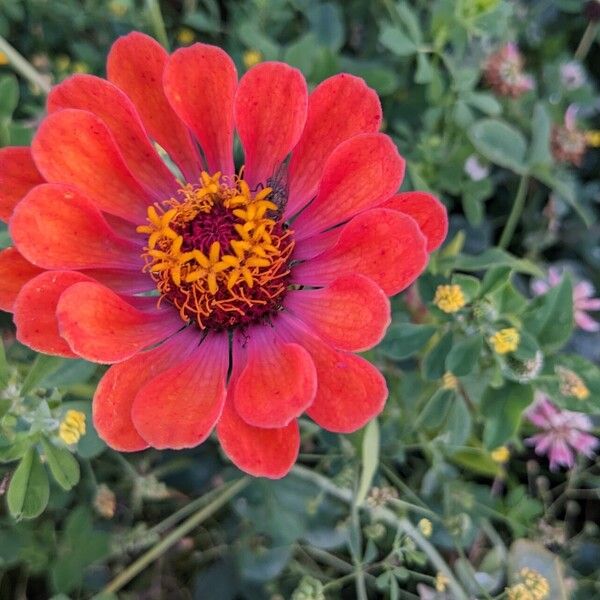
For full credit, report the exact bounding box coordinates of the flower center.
[137,171,294,330]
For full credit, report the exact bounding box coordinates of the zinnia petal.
[232,327,317,428]
[292,208,428,295]
[292,133,405,240]
[57,282,183,363]
[164,43,237,175]
[107,31,202,181]
[277,313,387,433]
[131,333,228,449]
[0,147,44,222]
[285,274,390,352]
[286,73,382,217]
[94,329,198,452]
[31,109,152,222]
[380,192,448,252]
[10,183,142,271]
[234,62,308,187]
[0,247,43,312]
[13,270,94,358]
[48,74,178,199]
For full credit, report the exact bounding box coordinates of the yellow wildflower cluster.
[433,284,466,313]
[435,572,449,592]
[556,366,590,400]
[58,410,86,445]
[491,446,510,463]
[138,172,293,328]
[177,28,196,45]
[442,371,459,390]
[418,518,433,537]
[489,327,520,354]
[243,49,263,69]
[507,568,550,600]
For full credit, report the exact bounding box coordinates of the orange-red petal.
[286,74,382,217]
[0,247,43,312]
[13,270,94,358]
[380,192,448,252]
[292,133,404,239]
[278,313,388,433]
[93,329,198,452]
[131,333,228,449]
[217,399,300,479]
[164,44,237,175]
[292,208,429,296]
[234,62,307,187]
[285,274,391,352]
[0,147,44,222]
[10,184,142,270]
[107,32,202,181]
[57,282,183,363]
[232,327,316,428]
[31,109,151,222]
[48,74,178,199]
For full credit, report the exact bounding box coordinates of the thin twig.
[0,36,51,95]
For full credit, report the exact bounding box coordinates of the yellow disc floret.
[434,284,466,313]
[59,410,86,445]
[137,171,294,330]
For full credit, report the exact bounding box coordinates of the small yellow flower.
[442,371,459,390]
[556,366,589,400]
[58,410,86,445]
[243,49,263,69]
[73,61,89,74]
[177,27,196,45]
[585,130,600,147]
[433,284,466,313]
[435,572,449,592]
[520,567,550,600]
[108,0,128,17]
[507,583,534,600]
[489,327,520,354]
[491,446,510,463]
[418,518,433,537]
[0,51,9,66]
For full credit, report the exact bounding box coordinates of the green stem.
[0,36,51,95]
[292,466,469,600]
[574,22,598,61]
[145,0,170,50]
[498,174,530,250]
[99,477,249,594]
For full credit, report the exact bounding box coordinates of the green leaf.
[418,388,453,431]
[0,75,19,117]
[0,339,8,390]
[306,2,344,51]
[41,439,80,491]
[468,119,528,174]
[283,33,319,75]
[379,24,418,56]
[481,383,533,449]
[451,274,480,301]
[379,323,436,360]
[446,335,483,376]
[448,248,543,277]
[450,448,500,477]
[463,91,501,116]
[422,331,453,380]
[527,103,552,167]
[415,53,433,84]
[479,266,512,297]
[355,419,380,506]
[62,401,105,459]
[395,2,422,43]
[445,396,471,447]
[522,275,573,352]
[20,355,66,395]
[7,448,50,520]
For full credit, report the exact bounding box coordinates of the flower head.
[442,371,459,390]
[491,446,510,463]
[418,518,433,537]
[464,154,489,181]
[484,43,534,98]
[560,61,586,91]
[507,568,550,600]
[243,49,263,69]
[59,409,86,445]
[556,366,590,400]
[550,106,588,166]
[0,33,447,478]
[532,266,600,332]
[489,327,520,354]
[0,51,9,66]
[526,394,598,470]
[434,284,466,313]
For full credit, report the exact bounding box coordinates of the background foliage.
[1,0,599,598]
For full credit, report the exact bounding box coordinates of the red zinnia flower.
[0,33,447,478]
